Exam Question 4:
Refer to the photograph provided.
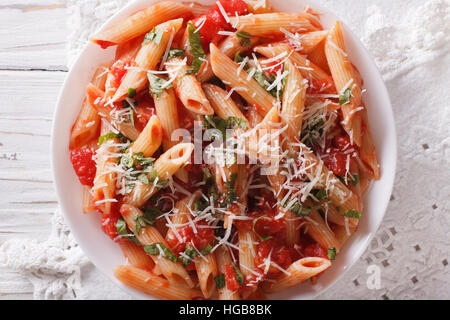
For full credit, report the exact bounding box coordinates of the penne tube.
[130,115,163,157]
[263,257,331,293]
[119,240,155,271]
[70,65,109,149]
[195,254,219,299]
[86,84,139,140]
[254,44,335,93]
[360,106,380,179]
[120,204,195,288]
[238,229,258,278]
[126,143,194,207]
[294,30,329,54]
[229,13,318,37]
[114,265,202,300]
[281,59,307,143]
[115,35,145,61]
[82,185,95,214]
[164,58,214,115]
[324,21,363,146]
[209,43,278,117]
[92,121,119,215]
[303,211,340,251]
[333,224,356,248]
[91,2,191,48]
[243,0,273,13]
[153,87,180,150]
[111,18,183,103]
[202,84,247,120]
[307,40,330,74]
[198,34,260,83]
[215,246,240,300]
[324,203,359,228]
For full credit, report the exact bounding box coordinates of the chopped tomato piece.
[100,204,121,240]
[255,239,292,274]
[70,147,97,186]
[224,263,241,291]
[303,243,329,259]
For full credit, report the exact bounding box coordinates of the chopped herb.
[327,247,336,260]
[339,208,362,219]
[232,262,245,286]
[98,132,120,145]
[179,243,213,267]
[148,73,173,98]
[203,115,248,139]
[143,243,178,262]
[253,214,272,241]
[167,48,185,60]
[234,51,244,63]
[127,88,136,98]
[351,174,360,187]
[134,207,163,234]
[251,69,282,97]
[285,201,312,217]
[187,22,206,74]
[301,118,324,147]
[339,88,352,105]
[214,274,225,289]
[116,218,140,244]
[194,199,208,211]
[311,189,328,201]
[143,27,163,45]
[120,152,155,169]
[236,31,251,47]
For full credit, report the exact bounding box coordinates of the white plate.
[52,0,397,300]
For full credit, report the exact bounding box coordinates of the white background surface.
[0,0,449,299]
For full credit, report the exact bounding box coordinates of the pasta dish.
[68,0,380,300]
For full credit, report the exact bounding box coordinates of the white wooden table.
[0,0,67,299]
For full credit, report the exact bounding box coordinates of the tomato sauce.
[224,263,241,291]
[100,203,122,240]
[254,239,292,275]
[166,221,216,255]
[321,135,357,177]
[192,0,248,51]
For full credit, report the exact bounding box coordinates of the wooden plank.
[0,70,64,242]
[0,0,67,71]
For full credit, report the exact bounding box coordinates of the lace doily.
[1,0,449,300]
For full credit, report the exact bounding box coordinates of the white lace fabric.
[1,0,449,300]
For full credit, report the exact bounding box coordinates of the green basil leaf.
[148,73,173,98]
[143,243,178,262]
[127,88,136,98]
[236,31,251,47]
[98,132,119,145]
[214,273,225,289]
[339,208,362,219]
[285,201,312,218]
[187,22,206,74]
[327,247,336,260]
[253,214,272,241]
[339,88,352,105]
[232,262,245,286]
[167,48,185,60]
[234,51,245,64]
[200,243,212,255]
[143,27,163,45]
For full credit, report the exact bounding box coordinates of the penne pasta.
[263,257,332,292]
[165,57,214,115]
[254,44,335,93]
[114,265,202,300]
[325,21,363,146]
[229,13,319,37]
[126,143,194,207]
[198,34,260,83]
[91,2,191,48]
[210,43,278,116]
[111,18,183,103]
[120,204,195,288]
[69,1,380,300]
[119,240,155,271]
